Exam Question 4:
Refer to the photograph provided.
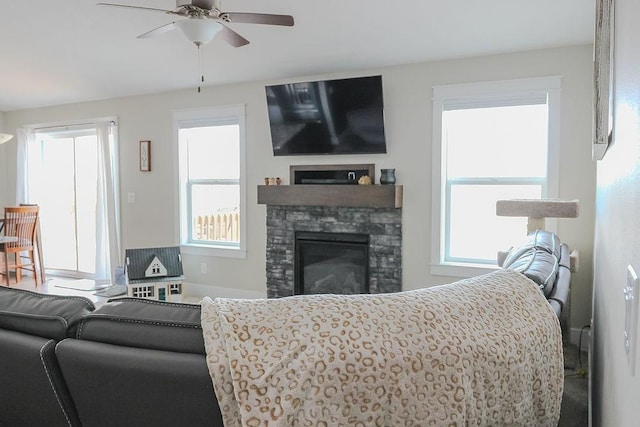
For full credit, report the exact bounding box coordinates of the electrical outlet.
[127,192,136,203]
[200,262,208,274]
[624,265,639,375]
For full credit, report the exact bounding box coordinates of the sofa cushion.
[0,286,95,340]
[503,230,561,297]
[56,338,222,427]
[76,297,205,354]
[503,230,562,263]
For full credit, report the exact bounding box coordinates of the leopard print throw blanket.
[201,270,563,426]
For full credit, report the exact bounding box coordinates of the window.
[132,285,154,298]
[431,77,561,277]
[175,105,246,258]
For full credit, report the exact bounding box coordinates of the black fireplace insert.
[294,231,369,295]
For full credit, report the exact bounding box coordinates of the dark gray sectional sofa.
[0,232,570,426]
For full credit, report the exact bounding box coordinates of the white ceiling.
[0,0,594,112]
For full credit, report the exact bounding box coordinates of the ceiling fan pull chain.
[196,42,203,93]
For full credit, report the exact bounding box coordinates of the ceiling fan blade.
[137,22,177,39]
[218,24,250,47]
[97,3,179,15]
[223,12,294,27]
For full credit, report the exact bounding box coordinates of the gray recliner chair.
[499,230,572,332]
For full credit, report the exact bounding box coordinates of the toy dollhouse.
[124,246,185,302]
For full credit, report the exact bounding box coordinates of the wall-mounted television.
[265,75,387,156]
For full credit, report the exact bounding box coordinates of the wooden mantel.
[257,185,403,208]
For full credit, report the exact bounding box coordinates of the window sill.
[431,263,499,279]
[180,244,247,259]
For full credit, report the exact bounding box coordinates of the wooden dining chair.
[0,206,40,287]
[19,203,46,283]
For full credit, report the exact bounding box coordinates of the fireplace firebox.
[294,231,369,295]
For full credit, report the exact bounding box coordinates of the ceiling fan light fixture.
[175,18,223,45]
[0,133,14,144]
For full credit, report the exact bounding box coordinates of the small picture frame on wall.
[139,140,151,172]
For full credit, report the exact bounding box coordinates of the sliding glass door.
[30,129,98,276]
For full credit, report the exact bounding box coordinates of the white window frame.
[174,105,247,259]
[431,77,561,278]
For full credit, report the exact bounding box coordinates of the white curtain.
[15,127,35,204]
[95,121,121,282]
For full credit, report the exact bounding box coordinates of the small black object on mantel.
[380,168,396,185]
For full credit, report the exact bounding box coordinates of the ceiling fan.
[97,0,294,47]
[98,1,294,92]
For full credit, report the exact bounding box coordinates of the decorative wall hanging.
[140,140,151,172]
[593,0,615,160]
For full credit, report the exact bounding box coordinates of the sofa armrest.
[501,231,572,321]
[547,244,571,318]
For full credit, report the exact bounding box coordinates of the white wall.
[1,45,595,330]
[592,0,640,424]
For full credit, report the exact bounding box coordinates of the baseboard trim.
[183,281,266,300]
[569,326,591,351]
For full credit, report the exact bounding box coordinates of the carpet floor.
[559,343,589,426]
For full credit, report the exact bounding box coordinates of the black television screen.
[265,75,387,156]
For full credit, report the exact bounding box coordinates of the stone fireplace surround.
[265,205,402,298]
